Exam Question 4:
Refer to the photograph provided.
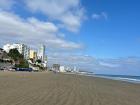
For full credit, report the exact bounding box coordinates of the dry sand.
[0,72,140,105]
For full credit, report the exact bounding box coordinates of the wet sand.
[0,72,140,105]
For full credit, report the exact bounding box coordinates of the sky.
[0,0,140,75]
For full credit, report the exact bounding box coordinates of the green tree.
[36,59,42,63]
[15,59,29,68]
[8,49,29,68]
[8,48,23,61]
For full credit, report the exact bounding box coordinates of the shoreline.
[63,72,140,84]
[94,75,140,84]
[1,71,140,84]
[0,71,140,84]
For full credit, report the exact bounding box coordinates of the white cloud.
[0,11,83,50]
[99,62,120,68]
[47,53,99,69]
[92,12,108,20]
[48,54,140,75]
[25,0,85,32]
[27,17,58,33]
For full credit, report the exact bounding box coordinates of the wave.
[95,75,140,84]
[114,77,140,83]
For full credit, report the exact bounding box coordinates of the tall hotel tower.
[38,44,46,62]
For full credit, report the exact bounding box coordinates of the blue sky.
[80,0,140,58]
[0,0,140,75]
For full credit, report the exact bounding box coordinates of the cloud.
[25,0,85,32]
[27,17,58,33]
[48,54,140,75]
[0,11,83,50]
[92,12,108,20]
[99,62,120,68]
[47,53,99,69]
[0,0,15,10]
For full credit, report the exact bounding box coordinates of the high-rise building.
[29,50,37,60]
[38,44,45,62]
[24,45,30,60]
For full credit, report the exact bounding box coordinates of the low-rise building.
[60,66,66,72]
[42,61,47,68]
[0,48,10,61]
[53,64,60,72]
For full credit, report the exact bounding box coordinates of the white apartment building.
[3,43,24,54]
[3,43,30,59]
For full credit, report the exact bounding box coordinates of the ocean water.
[95,74,140,84]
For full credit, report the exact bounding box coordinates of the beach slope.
[0,72,140,105]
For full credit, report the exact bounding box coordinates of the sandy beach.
[0,72,140,105]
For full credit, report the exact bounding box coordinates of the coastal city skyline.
[0,1,140,105]
[0,0,140,75]
[1,43,79,73]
